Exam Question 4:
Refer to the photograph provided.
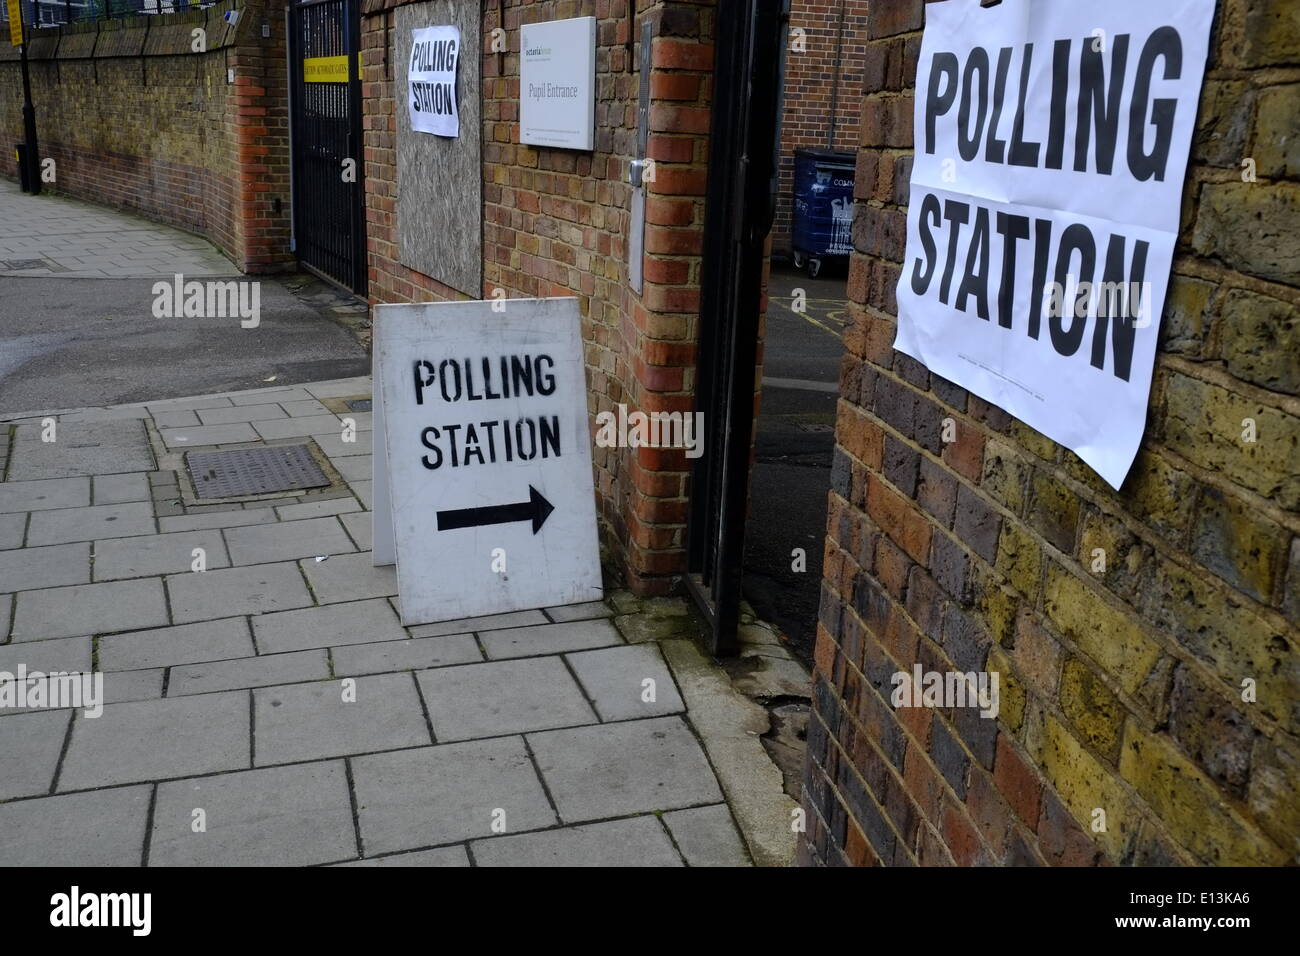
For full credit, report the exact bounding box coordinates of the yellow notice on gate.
[303,53,361,83]
[6,0,23,47]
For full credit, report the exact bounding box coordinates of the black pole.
[17,0,40,195]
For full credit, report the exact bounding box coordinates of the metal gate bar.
[288,0,367,293]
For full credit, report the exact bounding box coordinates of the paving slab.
[546,600,614,623]
[0,542,90,591]
[331,633,481,676]
[7,420,155,479]
[169,650,330,695]
[93,472,150,505]
[479,618,623,660]
[167,562,313,623]
[0,476,89,513]
[26,501,156,546]
[11,577,168,641]
[0,785,152,866]
[160,423,261,448]
[196,404,288,425]
[351,480,374,509]
[528,716,724,823]
[0,709,72,799]
[407,608,547,638]
[277,497,362,521]
[417,657,596,741]
[299,551,397,603]
[662,804,752,866]
[352,736,556,855]
[59,691,251,790]
[253,415,342,440]
[566,644,685,721]
[93,529,229,580]
[0,513,24,550]
[149,761,356,866]
[224,516,355,565]
[0,634,92,674]
[253,673,430,765]
[471,815,683,867]
[99,617,256,671]
[333,456,372,483]
[340,846,470,867]
[228,387,317,406]
[340,511,372,549]
[159,507,278,533]
[314,431,372,458]
[102,668,166,706]
[253,598,406,654]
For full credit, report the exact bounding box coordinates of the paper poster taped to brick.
[407,25,460,138]
[895,0,1214,488]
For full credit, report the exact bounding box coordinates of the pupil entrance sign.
[372,298,602,625]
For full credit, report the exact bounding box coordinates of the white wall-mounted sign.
[895,0,1213,488]
[520,16,596,150]
[372,297,603,625]
[407,24,460,138]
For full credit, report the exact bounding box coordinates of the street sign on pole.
[373,297,603,625]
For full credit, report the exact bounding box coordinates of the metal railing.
[0,0,217,30]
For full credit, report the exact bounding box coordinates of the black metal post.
[17,0,41,194]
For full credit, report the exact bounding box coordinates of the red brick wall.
[362,0,715,595]
[0,1,293,274]
[801,0,1299,867]
[773,0,868,256]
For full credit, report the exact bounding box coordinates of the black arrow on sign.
[436,485,555,535]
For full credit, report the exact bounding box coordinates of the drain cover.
[344,398,373,412]
[186,444,330,499]
[4,259,48,271]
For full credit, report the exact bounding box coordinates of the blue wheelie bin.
[791,148,855,277]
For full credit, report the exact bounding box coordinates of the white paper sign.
[895,0,1213,488]
[520,16,596,150]
[373,297,603,624]
[407,25,460,138]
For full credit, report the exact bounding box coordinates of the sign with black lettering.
[372,298,602,624]
[407,25,459,138]
[896,0,1213,487]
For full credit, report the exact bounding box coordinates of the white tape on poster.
[895,0,1214,488]
[407,24,460,138]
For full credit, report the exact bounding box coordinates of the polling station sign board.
[407,25,460,138]
[372,298,602,625]
[895,0,1214,488]
[520,16,597,150]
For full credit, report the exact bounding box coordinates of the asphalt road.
[0,274,369,414]
[743,263,849,665]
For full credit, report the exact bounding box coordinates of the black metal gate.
[288,0,367,293]
[684,0,789,655]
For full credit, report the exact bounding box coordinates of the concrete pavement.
[0,376,804,867]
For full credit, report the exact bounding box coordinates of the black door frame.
[287,0,368,295]
[684,0,789,655]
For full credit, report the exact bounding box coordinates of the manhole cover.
[186,444,330,499]
[795,422,835,433]
[4,259,49,271]
[345,398,372,412]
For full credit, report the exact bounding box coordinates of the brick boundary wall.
[772,0,867,257]
[361,0,716,595]
[0,0,293,274]
[801,0,1299,866]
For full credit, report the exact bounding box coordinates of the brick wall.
[773,0,867,256]
[0,0,292,273]
[362,0,714,594]
[802,0,1299,866]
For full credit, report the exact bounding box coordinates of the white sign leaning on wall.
[895,0,1214,488]
[520,16,597,150]
[372,298,603,625]
[407,24,460,137]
